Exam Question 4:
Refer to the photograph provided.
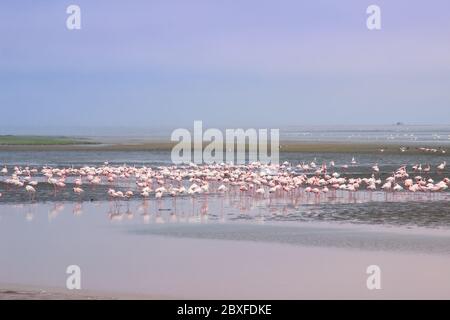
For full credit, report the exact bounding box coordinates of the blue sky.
[0,0,450,133]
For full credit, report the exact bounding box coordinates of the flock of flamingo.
[0,158,448,203]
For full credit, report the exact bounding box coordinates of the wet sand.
[0,284,117,300]
[2,201,450,299]
[2,241,450,300]
[0,283,171,300]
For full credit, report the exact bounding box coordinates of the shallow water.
[1,184,450,227]
[1,150,450,228]
[0,150,449,167]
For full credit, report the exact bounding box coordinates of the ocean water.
[281,124,450,144]
[3,124,450,145]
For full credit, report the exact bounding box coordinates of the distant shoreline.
[0,140,447,155]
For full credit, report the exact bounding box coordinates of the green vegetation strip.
[0,135,97,145]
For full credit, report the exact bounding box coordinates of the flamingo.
[404,179,414,188]
[75,177,83,186]
[25,185,36,201]
[73,187,84,194]
[372,164,380,173]
[381,181,392,191]
[73,187,84,201]
[125,191,134,198]
[0,159,446,213]
[114,191,124,199]
[255,187,265,195]
[239,185,248,192]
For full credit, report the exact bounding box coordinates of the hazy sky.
[0,0,449,133]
